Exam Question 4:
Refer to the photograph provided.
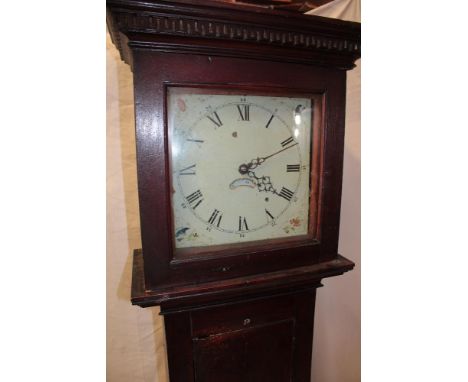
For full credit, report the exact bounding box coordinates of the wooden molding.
[131,248,354,308]
[107,0,360,69]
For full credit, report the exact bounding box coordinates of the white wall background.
[307,2,361,381]
[106,1,360,380]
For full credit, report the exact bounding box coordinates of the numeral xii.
[237,104,250,121]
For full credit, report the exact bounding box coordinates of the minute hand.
[260,142,299,162]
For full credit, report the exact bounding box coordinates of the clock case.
[107,0,360,304]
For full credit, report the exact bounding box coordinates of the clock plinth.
[108,0,360,380]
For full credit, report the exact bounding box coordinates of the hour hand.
[246,170,276,194]
[238,157,264,175]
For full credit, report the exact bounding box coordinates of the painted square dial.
[168,88,316,250]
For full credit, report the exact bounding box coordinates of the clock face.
[168,88,315,250]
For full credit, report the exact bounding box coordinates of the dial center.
[238,163,249,175]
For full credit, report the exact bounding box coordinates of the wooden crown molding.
[107,0,360,70]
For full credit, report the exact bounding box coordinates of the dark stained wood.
[131,248,353,308]
[107,0,360,69]
[163,311,196,382]
[161,289,317,382]
[193,320,294,382]
[190,293,296,337]
[293,288,317,381]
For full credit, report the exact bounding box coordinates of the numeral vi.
[238,216,249,231]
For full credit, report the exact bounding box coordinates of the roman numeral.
[287,164,300,172]
[278,187,294,201]
[179,164,196,175]
[186,138,204,143]
[265,114,274,128]
[281,136,295,147]
[207,111,223,127]
[238,216,249,231]
[237,104,250,121]
[208,209,223,227]
[265,209,275,220]
[186,189,203,209]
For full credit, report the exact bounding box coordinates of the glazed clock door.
[168,87,321,256]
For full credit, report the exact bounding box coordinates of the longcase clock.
[107,1,360,381]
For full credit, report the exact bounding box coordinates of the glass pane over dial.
[168,88,313,249]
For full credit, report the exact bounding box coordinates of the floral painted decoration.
[283,217,302,234]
